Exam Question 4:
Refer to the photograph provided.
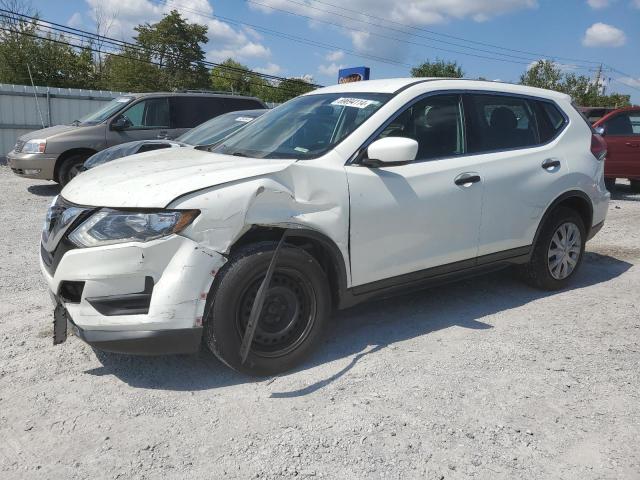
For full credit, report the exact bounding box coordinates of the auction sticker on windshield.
[330,98,381,109]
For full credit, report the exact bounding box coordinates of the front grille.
[14,140,25,153]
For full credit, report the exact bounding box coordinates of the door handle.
[542,158,561,170]
[454,173,481,187]
[625,142,639,148]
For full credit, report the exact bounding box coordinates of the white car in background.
[41,78,609,376]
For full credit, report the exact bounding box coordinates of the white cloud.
[255,62,283,75]
[587,0,611,8]
[582,22,627,47]
[82,0,271,64]
[325,50,345,62]
[250,0,538,61]
[67,12,84,28]
[318,62,346,76]
[617,77,640,88]
[633,0,640,8]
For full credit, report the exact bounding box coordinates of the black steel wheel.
[204,242,331,376]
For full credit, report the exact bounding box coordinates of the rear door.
[601,111,640,179]
[106,97,171,146]
[463,93,569,257]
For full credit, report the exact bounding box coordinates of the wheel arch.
[532,190,594,247]
[229,225,349,310]
[54,148,97,182]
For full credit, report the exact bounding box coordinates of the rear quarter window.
[533,100,567,143]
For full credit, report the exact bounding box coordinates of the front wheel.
[57,153,90,186]
[519,207,586,290]
[204,242,331,376]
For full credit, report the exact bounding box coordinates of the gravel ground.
[1,163,639,480]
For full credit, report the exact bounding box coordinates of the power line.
[0,8,324,90]
[0,21,312,97]
[245,0,570,68]
[286,0,605,67]
[149,0,413,68]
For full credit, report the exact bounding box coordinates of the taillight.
[591,134,607,161]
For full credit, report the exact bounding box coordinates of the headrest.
[490,107,517,130]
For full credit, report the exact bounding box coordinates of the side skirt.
[338,246,531,309]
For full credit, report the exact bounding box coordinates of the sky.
[26,0,640,103]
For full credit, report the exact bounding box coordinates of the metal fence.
[0,83,127,159]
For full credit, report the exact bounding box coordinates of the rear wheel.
[520,207,586,290]
[57,153,90,186]
[604,177,616,192]
[204,242,331,376]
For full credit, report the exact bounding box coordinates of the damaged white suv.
[42,79,609,375]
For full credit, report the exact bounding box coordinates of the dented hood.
[61,148,296,208]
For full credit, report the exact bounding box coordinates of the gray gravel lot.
[0,164,639,480]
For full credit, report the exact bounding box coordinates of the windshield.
[177,110,265,146]
[212,93,391,159]
[78,96,134,125]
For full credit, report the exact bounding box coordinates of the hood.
[62,147,296,208]
[19,124,81,142]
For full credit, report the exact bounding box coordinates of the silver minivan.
[7,92,266,185]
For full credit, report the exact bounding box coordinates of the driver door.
[345,94,484,287]
[106,97,171,146]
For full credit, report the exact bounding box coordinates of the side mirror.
[594,126,605,136]
[363,137,419,167]
[111,116,131,131]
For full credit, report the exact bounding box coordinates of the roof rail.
[175,89,240,95]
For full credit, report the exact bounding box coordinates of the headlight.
[22,139,47,154]
[68,209,199,247]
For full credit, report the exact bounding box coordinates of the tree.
[133,10,209,91]
[519,60,563,91]
[101,47,160,92]
[210,58,255,94]
[0,2,97,89]
[520,60,630,107]
[411,59,464,78]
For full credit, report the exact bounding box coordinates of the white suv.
[41,79,610,375]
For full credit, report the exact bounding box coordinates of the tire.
[519,206,586,290]
[57,153,90,186]
[604,177,616,192]
[630,180,640,193]
[204,242,331,376]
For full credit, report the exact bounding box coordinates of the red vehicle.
[593,106,640,192]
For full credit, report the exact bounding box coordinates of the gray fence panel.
[0,84,128,157]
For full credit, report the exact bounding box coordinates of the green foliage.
[100,47,160,92]
[133,10,209,91]
[411,59,464,78]
[520,60,630,107]
[210,58,257,95]
[0,18,96,88]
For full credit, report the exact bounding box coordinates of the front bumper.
[7,151,59,180]
[41,234,227,354]
[65,309,202,355]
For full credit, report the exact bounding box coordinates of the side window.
[605,113,640,136]
[170,97,226,128]
[223,98,265,112]
[120,98,169,129]
[465,94,537,153]
[533,101,566,143]
[375,94,464,161]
